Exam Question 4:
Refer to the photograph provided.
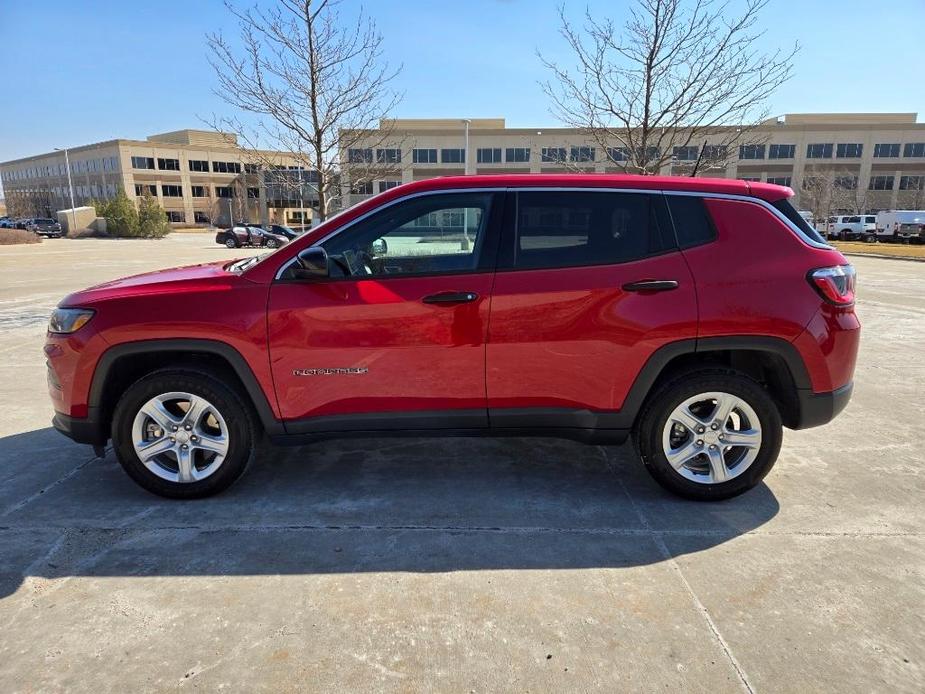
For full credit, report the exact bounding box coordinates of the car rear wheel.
[111,368,256,499]
[224,237,238,249]
[634,370,782,501]
[265,238,278,249]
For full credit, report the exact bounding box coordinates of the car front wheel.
[634,370,782,501]
[224,237,238,249]
[111,368,256,499]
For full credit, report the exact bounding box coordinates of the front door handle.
[422,291,479,304]
[622,280,679,293]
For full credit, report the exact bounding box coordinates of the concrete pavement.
[0,236,922,692]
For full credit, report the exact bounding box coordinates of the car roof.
[371,173,793,203]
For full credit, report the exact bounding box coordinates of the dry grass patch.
[832,241,925,259]
[0,229,41,245]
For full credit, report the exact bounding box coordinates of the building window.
[570,146,596,162]
[165,211,186,223]
[194,211,211,224]
[868,175,894,190]
[899,176,924,190]
[873,143,900,158]
[903,143,925,158]
[348,148,373,164]
[834,175,858,190]
[607,147,628,163]
[157,157,180,170]
[740,177,762,182]
[378,180,400,193]
[131,156,155,170]
[412,148,437,164]
[189,159,209,172]
[190,185,208,198]
[806,143,834,159]
[768,144,795,159]
[350,181,374,195]
[505,147,530,163]
[134,184,157,197]
[212,161,242,174]
[477,148,502,163]
[836,143,863,158]
[247,187,260,199]
[541,147,567,163]
[376,148,401,164]
[766,176,792,186]
[244,163,260,174]
[215,186,233,198]
[672,146,699,161]
[738,144,765,160]
[440,148,465,163]
[161,184,183,197]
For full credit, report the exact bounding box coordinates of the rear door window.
[508,191,673,270]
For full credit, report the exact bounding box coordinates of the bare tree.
[206,0,402,220]
[540,0,796,175]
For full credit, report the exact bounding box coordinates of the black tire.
[265,238,278,249]
[224,237,238,249]
[111,368,257,499]
[633,370,783,501]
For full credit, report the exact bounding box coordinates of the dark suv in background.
[28,218,64,238]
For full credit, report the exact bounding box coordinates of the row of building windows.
[1,156,120,182]
[348,141,925,167]
[130,156,252,174]
[801,174,925,191]
[133,183,264,199]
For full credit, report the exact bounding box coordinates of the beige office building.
[0,130,318,226]
[341,113,925,215]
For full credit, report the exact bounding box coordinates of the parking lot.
[0,233,922,692]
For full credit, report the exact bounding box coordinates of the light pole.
[54,147,77,234]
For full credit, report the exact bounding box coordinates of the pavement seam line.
[1,447,108,517]
[598,446,757,694]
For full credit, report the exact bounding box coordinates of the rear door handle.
[621,280,679,292]
[422,291,479,304]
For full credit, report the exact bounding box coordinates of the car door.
[486,190,698,430]
[267,190,503,433]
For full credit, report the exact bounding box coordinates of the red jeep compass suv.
[45,174,859,501]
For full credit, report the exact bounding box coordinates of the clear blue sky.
[1,0,923,194]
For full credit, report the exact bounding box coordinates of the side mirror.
[295,247,329,279]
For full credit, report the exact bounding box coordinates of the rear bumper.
[793,381,853,430]
[52,411,107,446]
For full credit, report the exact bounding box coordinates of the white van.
[824,215,877,241]
[875,210,925,243]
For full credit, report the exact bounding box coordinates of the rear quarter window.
[665,195,717,248]
[771,198,828,244]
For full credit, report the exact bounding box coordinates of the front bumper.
[793,381,853,430]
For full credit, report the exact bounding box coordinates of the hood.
[60,259,246,306]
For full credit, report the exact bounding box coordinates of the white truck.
[875,210,925,243]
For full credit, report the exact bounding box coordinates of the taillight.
[809,265,856,306]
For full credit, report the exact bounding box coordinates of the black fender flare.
[88,338,284,436]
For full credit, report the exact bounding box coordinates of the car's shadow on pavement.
[0,428,779,598]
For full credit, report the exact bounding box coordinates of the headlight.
[48,308,95,334]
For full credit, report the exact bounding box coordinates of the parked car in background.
[28,218,64,238]
[824,215,876,241]
[47,174,858,501]
[265,224,302,240]
[15,218,33,229]
[215,225,288,249]
[875,210,925,243]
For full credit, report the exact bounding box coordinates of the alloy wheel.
[661,391,762,484]
[131,392,230,483]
